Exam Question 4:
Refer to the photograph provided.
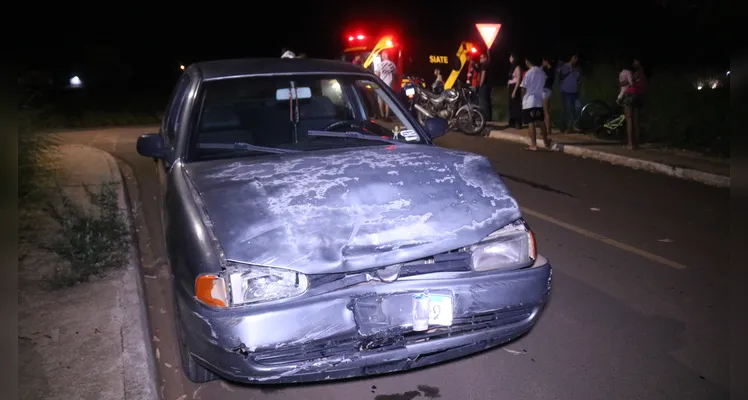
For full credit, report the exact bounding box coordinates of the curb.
[487,130,730,188]
[98,148,160,400]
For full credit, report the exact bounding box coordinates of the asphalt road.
[58,128,729,400]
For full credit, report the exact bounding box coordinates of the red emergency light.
[348,34,366,42]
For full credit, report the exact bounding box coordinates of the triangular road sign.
[475,23,502,49]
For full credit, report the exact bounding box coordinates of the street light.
[69,75,83,88]
[180,64,185,70]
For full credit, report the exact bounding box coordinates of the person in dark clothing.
[557,53,581,132]
[541,56,556,135]
[507,53,523,128]
[477,53,493,121]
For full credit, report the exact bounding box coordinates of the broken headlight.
[227,263,309,306]
[470,219,537,272]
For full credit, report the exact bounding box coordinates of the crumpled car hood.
[183,144,521,275]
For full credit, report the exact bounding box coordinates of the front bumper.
[175,255,552,384]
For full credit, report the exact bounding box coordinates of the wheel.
[174,301,219,383]
[456,107,486,135]
[578,100,612,134]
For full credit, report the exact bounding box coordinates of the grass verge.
[42,182,132,289]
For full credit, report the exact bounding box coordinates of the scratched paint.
[184,144,520,274]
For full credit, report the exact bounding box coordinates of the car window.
[352,81,414,141]
[191,74,425,161]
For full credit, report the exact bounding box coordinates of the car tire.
[175,309,219,383]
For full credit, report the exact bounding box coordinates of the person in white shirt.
[375,51,397,119]
[520,56,552,151]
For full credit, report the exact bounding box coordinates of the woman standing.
[541,56,555,135]
[507,53,523,128]
[621,57,647,149]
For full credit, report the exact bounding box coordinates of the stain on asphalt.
[417,384,441,398]
[374,385,442,400]
[500,173,575,197]
[374,391,422,400]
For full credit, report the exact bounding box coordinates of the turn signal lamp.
[195,274,228,307]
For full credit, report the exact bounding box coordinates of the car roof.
[193,58,371,80]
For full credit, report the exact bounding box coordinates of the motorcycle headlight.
[194,263,309,307]
[470,219,537,272]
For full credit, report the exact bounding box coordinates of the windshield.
[190,74,424,161]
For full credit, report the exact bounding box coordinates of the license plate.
[405,87,415,97]
[427,294,453,327]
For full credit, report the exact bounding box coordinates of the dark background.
[21,0,727,92]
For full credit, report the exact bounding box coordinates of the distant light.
[726,70,730,76]
[357,34,365,40]
[180,64,185,70]
[385,39,393,47]
[348,36,354,41]
[711,82,718,89]
[697,84,703,90]
[69,76,82,88]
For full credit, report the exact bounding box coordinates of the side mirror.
[136,133,165,159]
[424,117,449,139]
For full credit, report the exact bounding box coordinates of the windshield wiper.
[308,130,404,145]
[198,142,301,154]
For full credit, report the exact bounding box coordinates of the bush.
[18,108,61,260]
[491,62,729,157]
[18,85,146,279]
[43,182,132,288]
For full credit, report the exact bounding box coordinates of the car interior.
[194,76,417,157]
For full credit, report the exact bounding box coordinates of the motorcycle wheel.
[456,107,486,135]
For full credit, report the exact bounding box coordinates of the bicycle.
[578,99,626,139]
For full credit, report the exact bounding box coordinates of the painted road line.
[521,207,688,271]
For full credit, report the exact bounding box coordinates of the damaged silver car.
[136,58,552,384]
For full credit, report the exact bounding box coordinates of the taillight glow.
[357,34,365,40]
[471,47,477,53]
[348,36,354,41]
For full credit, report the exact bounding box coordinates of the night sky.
[22,0,727,87]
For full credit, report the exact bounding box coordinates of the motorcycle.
[405,78,486,136]
[401,76,427,118]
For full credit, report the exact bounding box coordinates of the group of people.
[504,53,648,150]
[282,48,647,150]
